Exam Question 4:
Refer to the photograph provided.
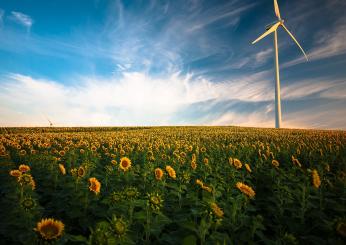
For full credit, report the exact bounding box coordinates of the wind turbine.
[252,0,308,128]
[42,113,53,127]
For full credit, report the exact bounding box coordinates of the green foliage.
[0,126,345,244]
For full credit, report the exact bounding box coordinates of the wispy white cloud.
[0,73,216,126]
[283,20,346,67]
[281,78,346,100]
[187,2,256,32]
[0,71,273,126]
[10,11,33,28]
[207,110,273,128]
[207,98,346,130]
[1,72,344,128]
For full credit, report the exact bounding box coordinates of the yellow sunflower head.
[312,169,321,188]
[18,164,31,173]
[236,182,255,198]
[10,169,22,178]
[34,218,64,240]
[119,157,132,171]
[89,177,101,195]
[59,150,65,157]
[196,179,204,187]
[272,160,280,168]
[245,164,252,173]
[191,160,197,170]
[165,165,176,179]
[77,166,86,178]
[228,157,233,166]
[154,168,164,180]
[233,159,242,169]
[210,202,224,218]
[58,164,66,175]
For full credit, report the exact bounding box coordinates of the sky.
[0,0,345,129]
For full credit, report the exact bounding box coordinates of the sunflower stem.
[145,205,151,243]
[84,191,89,213]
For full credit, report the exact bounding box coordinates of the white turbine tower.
[252,0,308,128]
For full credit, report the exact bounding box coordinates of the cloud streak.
[0,72,345,128]
[10,11,33,28]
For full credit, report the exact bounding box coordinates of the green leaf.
[182,235,197,245]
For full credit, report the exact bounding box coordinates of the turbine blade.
[281,24,308,61]
[252,22,281,44]
[274,0,281,20]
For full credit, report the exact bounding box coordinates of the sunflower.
[21,197,36,211]
[147,192,163,211]
[18,173,36,190]
[58,164,66,175]
[154,168,164,180]
[236,182,255,198]
[59,150,65,157]
[196,179,204,187]
[77,166,86,177]
[34,218,64,240]
[336,221,346,237]
[165,165,176,179]
[111,216,128,237]
[312,169,321,188]
[210,202,224,218]
[203,158,209,165]
[10,170,22,177]
[181,171,191,183]
[228,157,233,166]
[110,191,123,203]
[89,177,101,195]
[202,185,213,193]
[18,164,31,173]
[191,160,197,170]
[70,168,78,177]
[119,157,132,171]
[124,186,139,200]
[272,160,280,168]
[233,159,242,169]
[245,164,252,173]
[111,159,117,165]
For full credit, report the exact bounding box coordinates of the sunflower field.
[0,126,345,244]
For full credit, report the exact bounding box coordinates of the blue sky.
[0,0,345,128]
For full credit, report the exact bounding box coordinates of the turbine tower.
[252,0,308,128]
[42,113,53,127]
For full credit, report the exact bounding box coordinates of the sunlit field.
[0,126,345,244]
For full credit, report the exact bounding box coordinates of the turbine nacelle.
[265,20,284,30]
